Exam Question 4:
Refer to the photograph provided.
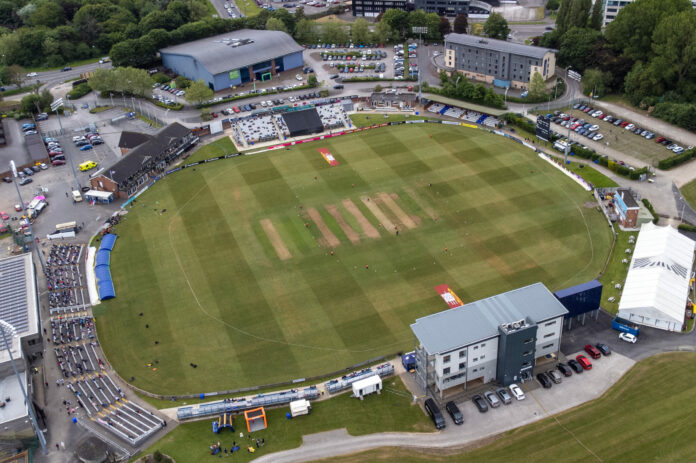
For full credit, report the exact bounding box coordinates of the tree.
[605,0,691,62]
[381,9,409,39]
[648,10,696,101]
[265,17,288,33]
[556,26,601,71]
[373,20,394,44]
[556,0,592,34]
[351,18,370,44]
[21,94,43,113]
[185,79,213,105]
[483,12,509,40]
[29,1,64,28]
[110,37,156,67]
[424,12,442,40]
[294,19,318,44]
[470,23,484,36]
[439,16,450,36]
[582,68,612,97]
[546,0,560,11]
[529,71,546,99]
[307,73,317,88]
[174,76,191,89]
[6,64,25,87]
[589,0,603,30]
[453,14,468,34]
[321,22,348,44]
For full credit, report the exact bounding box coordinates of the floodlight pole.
[51,99,82,191]
[9,162,46,275]
[564,69,582,165]
[0,321,47,455]
[411,27,427,104]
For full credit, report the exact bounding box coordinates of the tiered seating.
[462,110,481,123]
[444,107,465,118]
[427,103,445,113]
[476,114,488,124]
[234,115,279,144]
[483,116,499,128]
[46,244,87,314]
[51,316,165,445]
[274,114,290,137]
[316,103,347,130]
[439,105,450,115]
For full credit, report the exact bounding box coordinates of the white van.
[56,221,78,232]
[72,190,83,202]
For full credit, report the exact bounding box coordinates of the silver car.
[484,390,501,408]
[496,387,512,405]
[546,369,563,384]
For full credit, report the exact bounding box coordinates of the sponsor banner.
[435,284,464,309]
[166,167,182,175]
[442,121,459,125]
[494,130,505,136]
[184,162,200,168]
[204,157,220,163]
[522,141,536,151]
[224,153,238,159]
[318,148,339,166]
[461,123,478,129]
[406,120,425,124]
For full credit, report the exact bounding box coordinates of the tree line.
[538,0,696,131]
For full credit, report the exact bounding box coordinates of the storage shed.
[352,375,382,400]
[289,399,311,417]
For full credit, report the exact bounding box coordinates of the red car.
[584,344,601,359]
[0,211,9,220]
[232,106,240,113]
[576,355,592,370]
[51,159,66,166]
[656,136,666,143]
[620,121,630,127]
[49,151,63,157]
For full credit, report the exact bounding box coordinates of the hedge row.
[67,83,92,99]
[503,113,537,134]
[642,198,659,224]
[561,141,649,180]
[657,147,696,170]
[153,100,183,111]
[678,223,696,232]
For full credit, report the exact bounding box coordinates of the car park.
[424,398,446,429]
[547,370,563,384]
[619,332,637,343]
[596,343,611,356]
[472,394,489,413]
[584,344,601,359]
[576,355,592,370]
[445,401,463,425]
[483,390,501,408]
[557,363,573,377]
[568,359,583,374]
[496,387,512,404]
[537,372,552,388]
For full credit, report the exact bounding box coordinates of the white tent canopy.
[618,223,695,331]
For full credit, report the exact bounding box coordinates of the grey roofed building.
[411,282,568,355]
[445,33,552,60]
[0,253,38,339]
[118,131,152,151]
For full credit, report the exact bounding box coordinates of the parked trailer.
[325,362,394,394]
[612,316,640,336]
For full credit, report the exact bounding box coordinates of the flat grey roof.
[445,33,554,60]
[0,253,37,337]
[411,282,568,354]
[160,29,304,76]
[0,370,28,425]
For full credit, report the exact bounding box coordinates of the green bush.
[651,102,696,133]
[678,223,696,232]
[503,113,536,133]
[153,450,163,462]
[657,147,696,170]
[152,100,183,111]
[67,83,92,99]
[642,198,659,224]
[174,76,191,89]
[152,73,170,85]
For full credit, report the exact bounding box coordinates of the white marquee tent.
[618,223,695,332]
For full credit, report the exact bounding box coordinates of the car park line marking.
[529,389,604,462]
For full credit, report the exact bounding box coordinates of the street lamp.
[0,321,47,455]
[564,69,582,166]
[9,161,46,275]
[412,27,428,104]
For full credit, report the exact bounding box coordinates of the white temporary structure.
[289,399,311,417]
[352,374,382,400]
[618,223,696,332]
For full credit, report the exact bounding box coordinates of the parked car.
[547,370,563,384]
[625,123,635,130]
[445,401,463,425]
[424,398,446,430]
[19,177,33,185]
[568,359,583,374]
[576,355,592,370]
[22,168,34,176]
[51,159,66,166]
[593,134,604,141]
[483,390,501,408]
[509,383,525,400]
[619,332,637,343]
[596,343,611,356]
[584,344,601,359]
[472,394,489,413]
[496,387,512,404]
[79,144,93,151]
[557,362,573,377]
[537,372,552,388]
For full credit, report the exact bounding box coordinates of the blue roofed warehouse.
[159,29,304,92]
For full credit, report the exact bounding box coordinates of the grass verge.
[680,178,696,211]
[598,229,633,314]
[183,136,238,164]
[133,376,431,462]
[136,114,162,128]
[313,353,696,463]
[552,156,618,188]
[348,113,437,127]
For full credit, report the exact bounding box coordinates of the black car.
[596,343,611,356]
[22,168,34,176]
[333,84,344,89]
[568,359,584,374]
[424,398,446,430]
[537,372,552,389]
[557,362,573,377]
[472,394,488,413]
[2,176,11,183]
[445,401,463,425]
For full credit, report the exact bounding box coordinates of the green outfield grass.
[349,113,438,128]
[185,137,238,164]
[316,353,696,463]
[133,376,430,462]
[96,124,611,395]
[681,178,696,210]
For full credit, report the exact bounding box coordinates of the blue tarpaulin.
[96,250,111,266]
[94,264,111,283]
[99,234,117,251]
[97,280,115,300]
